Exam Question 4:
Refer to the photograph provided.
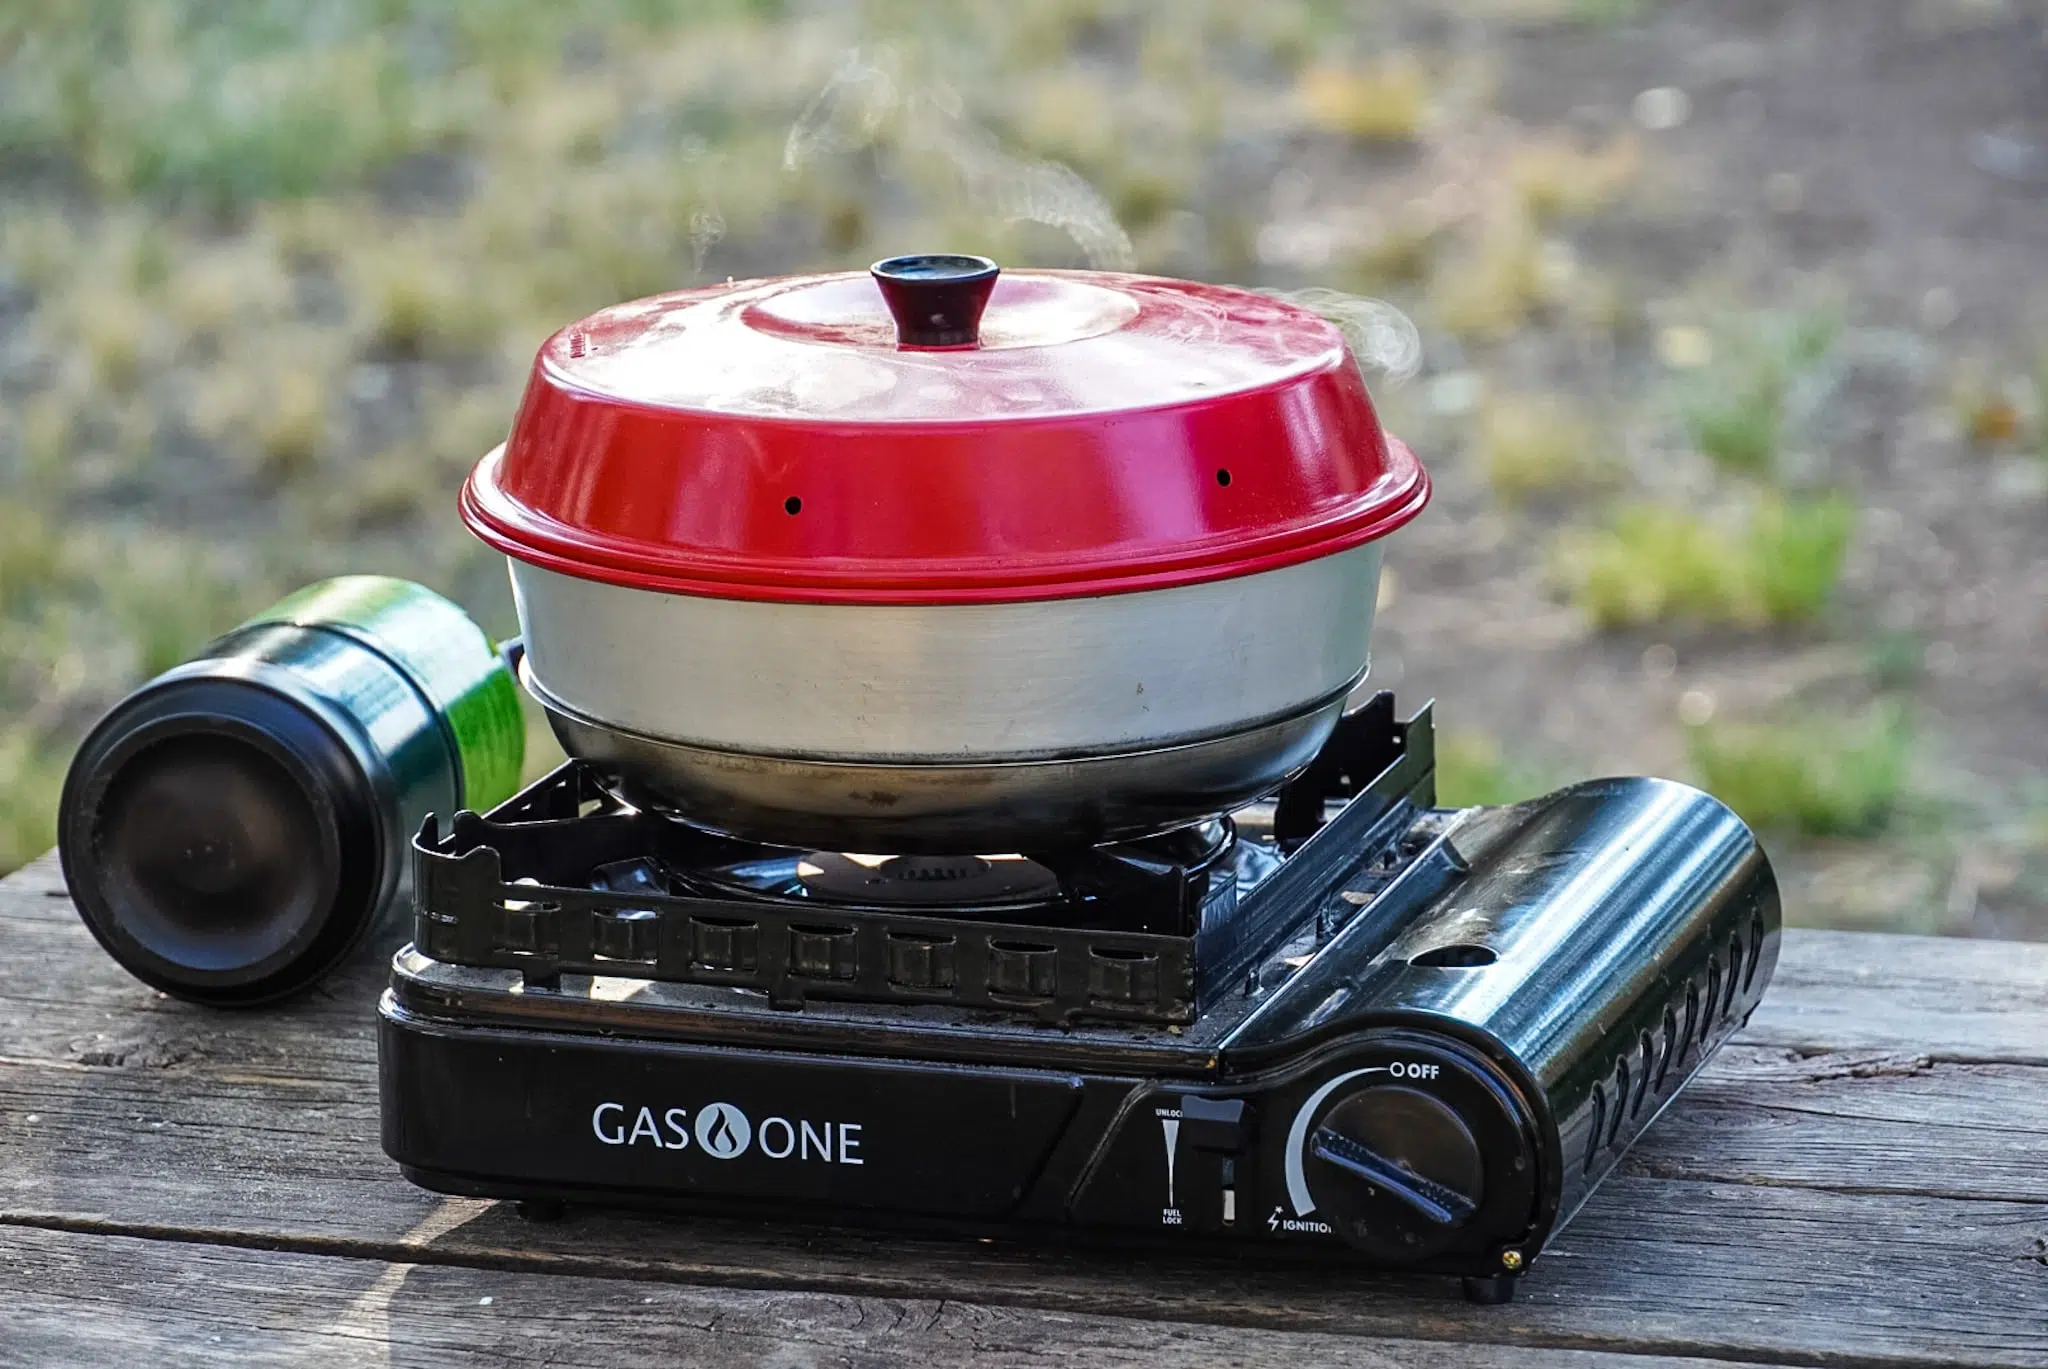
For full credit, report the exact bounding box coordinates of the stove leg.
[1460,1274,1517,1305]
[516,1198,566,1223]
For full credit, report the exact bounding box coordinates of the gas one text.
[590,1100,863,1164]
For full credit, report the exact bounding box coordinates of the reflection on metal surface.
[512,544,1381,762]
[537,685,1350,854]
[1228,775,1779,1226]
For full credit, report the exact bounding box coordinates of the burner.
[413,761,1255,1022]
[699,850,1065,910]
[798,853,1062,907]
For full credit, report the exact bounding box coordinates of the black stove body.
[379,696,1779,1303]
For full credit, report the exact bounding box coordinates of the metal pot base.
[535,691,1350,854]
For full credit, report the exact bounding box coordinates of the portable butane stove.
[379,693,1779,1304]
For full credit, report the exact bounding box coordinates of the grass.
[0,0,1453,879]
[0,503,66,617]
[1338,211,1441,290]
[1677,312,1837,477]
[101,536,265,679]
[1295,55,1432,142]
[1431,208,1547,341]
[2037,350,2048,461]
[0,2,794,209]
[1509,134,1639,220]
[1475,391,1608,503]
[1688,703,1911,837]
[0,0,2026,938]
[1557,494,1857,629]
[1435,730,1553,808]
[1475,0,1654,20]
[0,727,67,875]
[1748,493,1859,623]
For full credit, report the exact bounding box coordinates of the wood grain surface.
[3,852,2045,1367]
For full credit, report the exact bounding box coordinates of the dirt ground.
[1368,0,2048,935]
[2,0,2044,934]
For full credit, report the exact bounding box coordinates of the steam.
[779,49,1418,385]
[687,208,726,276]
[784,48,1134,270]
[783,49,899,169]
[1268,287,1424,385]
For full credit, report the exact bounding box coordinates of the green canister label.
[246,576,525,810]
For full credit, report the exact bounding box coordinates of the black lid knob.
[870,253,999,349]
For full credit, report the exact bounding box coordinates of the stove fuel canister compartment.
[378,1009,1085,1217]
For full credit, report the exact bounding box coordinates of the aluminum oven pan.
[508,543,1382,761]
[508,542,1382,849]
[530,675,1354,853]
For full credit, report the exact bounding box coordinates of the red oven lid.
[463,259,1428,604]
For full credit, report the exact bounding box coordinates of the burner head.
[673,814,1236,925]
[794,853,1063,908]
[684,845,1066,914]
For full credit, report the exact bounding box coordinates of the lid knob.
[870,253,1000,349]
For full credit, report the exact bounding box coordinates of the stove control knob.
[1302,1085,1484,1261]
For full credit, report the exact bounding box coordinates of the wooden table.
[2,850,2044,1368]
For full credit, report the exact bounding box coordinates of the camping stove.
[378,695,1779,1304]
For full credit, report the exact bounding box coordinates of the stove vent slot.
[989,941,1057,999]
[691,917,759,973]
[887,932,957,991]
[1088,947,1161,1006]
[1723,932,1744,1016]
[1743,914,1764,992]
[591,907,659,964]
[493,900,560,957]
[788,924,857,980]
[1583,1083,1607,1174]
[1608,1058,1630,1144]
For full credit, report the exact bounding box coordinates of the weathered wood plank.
[4,853,2047,1366]
[5,1180,2045,1367]
[0,1225,1811,1369]
[1748,929,2048,1065]
[1623,1045,2048,1202]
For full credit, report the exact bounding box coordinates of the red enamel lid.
[463,258,1428,604]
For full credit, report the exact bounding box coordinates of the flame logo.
[693,1102,752,1159]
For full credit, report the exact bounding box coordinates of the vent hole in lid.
[1410,943,1497,968]
[1215,468,1232,486]
[784,496,803,515]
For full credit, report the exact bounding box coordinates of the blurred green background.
[3,0,2045,935]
